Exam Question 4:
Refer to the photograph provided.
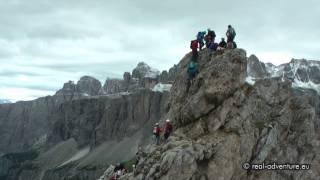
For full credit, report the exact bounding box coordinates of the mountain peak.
[132,62,160,79]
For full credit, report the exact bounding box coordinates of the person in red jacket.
[164,119,173,141]
[190,39,199,62]
[153,123,162,145]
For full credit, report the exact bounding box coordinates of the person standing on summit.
[190,39,199,62]
[205,28,216,48]
[226,25,236,43]
[218,38,227,48]
[196,31,206,50]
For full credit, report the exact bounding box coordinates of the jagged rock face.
[0,89,170,180]
[55,76,101,101]
[49,89,169,147]
[100,76,139,95]
[124,49,320,180]
[101,79,124,94]
[159,70,169,83]
[168,65,178,82]
[247,55,269,78]
[76,76,102,96]
[0,97,57,153]
[132,62,160,79]
[55,80,77,99]
[159,65,178,84]
[169,49,247,128]
[123,72,132,82]
[99,62,175,95]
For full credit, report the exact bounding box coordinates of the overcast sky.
[0,0,319,102]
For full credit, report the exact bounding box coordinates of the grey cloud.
[0,70,40,77]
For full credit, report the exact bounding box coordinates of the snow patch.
[292,79,320,93]
[82,93,90,97]
[152,83,172,92]
[245,76,255,85]
[59,147,90,167]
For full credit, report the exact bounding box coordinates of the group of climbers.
[111,163,127,180]
[190,25,237,56]
[188,25,237,85]
[153,119,173,145]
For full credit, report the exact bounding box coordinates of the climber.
[187,60,199,88]
[226,25,236,43]
[190,39,199,62]
[207,28,216,41]
[153,123,162,145]
[208,41,219,51]
[218,38,227,48]
[205,28,216,48]
[197,31,206,50]
[163,119,173,141]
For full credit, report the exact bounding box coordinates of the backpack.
[153,127,157,134]
[197,31,205,40]
[190,40,198,49]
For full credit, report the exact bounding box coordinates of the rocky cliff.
[114,49,320,180]
[0,62,173,180]
[0,89,170,180]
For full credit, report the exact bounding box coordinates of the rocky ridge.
[106,49,320,180]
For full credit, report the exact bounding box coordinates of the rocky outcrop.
[76,76,102,96]
[159,65,178,83]
[55,76,102,101]
[132,62,160,79]
[100,62,175,95]
[247,55,269,78]
[121,49,320,180]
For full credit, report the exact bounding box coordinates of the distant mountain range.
[246,55,320,93]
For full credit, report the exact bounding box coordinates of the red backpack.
[190,40,198,49]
